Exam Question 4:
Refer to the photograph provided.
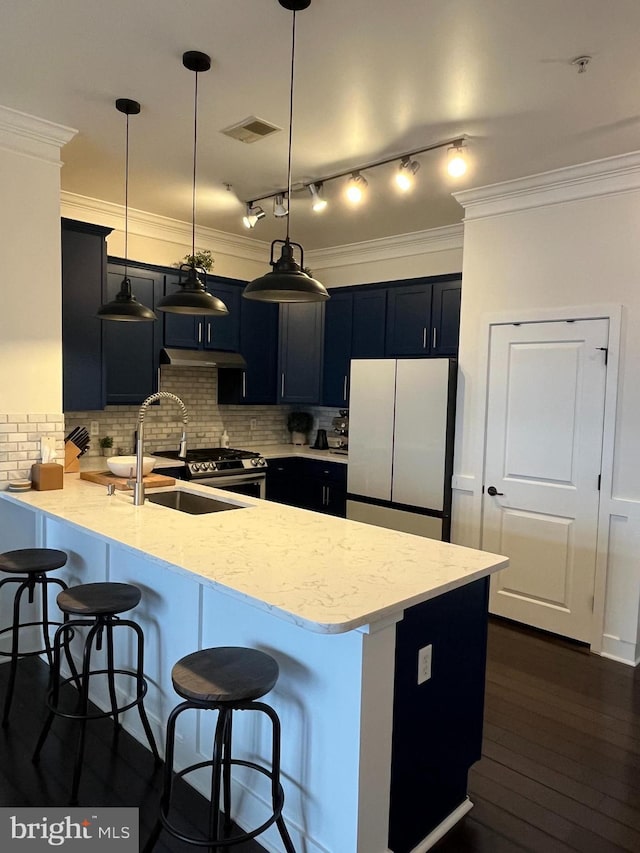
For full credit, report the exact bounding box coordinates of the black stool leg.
[127,619,160,763]
[33,621,70,763]
[208,708,228,850]
[69,621,101,804]
[260,702,297,853]
[222,710,233,835]
[2,578,30,727]
[105,620,121,736]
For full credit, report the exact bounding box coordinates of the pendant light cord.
[285,10,297,243]
[124,111,129,278]
[192,69,199,261]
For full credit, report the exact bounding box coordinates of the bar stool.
[32,581,160,804]
[0,547,68,727]
[144,646,296,852]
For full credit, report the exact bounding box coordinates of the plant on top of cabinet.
[179,249,214,271]
[287,411,313,445]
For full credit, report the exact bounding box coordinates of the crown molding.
[307,223,464,270]
[60,191,269,263]
[0,104,76,165]
[454,150,640,221]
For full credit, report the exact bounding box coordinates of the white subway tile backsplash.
[63,366,346,458]
[0,412,65,488]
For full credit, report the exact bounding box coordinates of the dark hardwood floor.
[1,618,639,852]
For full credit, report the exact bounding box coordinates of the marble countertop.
[1,477,507,634]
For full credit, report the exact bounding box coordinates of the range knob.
[251,457,259,466]
[259,458,267,466]
[191,463,201,472]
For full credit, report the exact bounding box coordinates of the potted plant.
[180,249,214,272]
[99,435,113,456]
[287,411,313,446]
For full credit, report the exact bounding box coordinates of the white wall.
[0,108,75,411]
[453,152,640,664]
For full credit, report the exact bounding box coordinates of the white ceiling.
[2,0,640,250]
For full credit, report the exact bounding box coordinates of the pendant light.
[157,51,228,316]
[97,99,156,321]
[243,0,329,304]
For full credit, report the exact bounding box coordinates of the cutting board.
[80,471,176,490]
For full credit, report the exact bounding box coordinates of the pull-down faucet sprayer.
[133,392,188,506]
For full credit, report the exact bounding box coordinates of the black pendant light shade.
[243,239,328,303]
[158,264,229,316]
[96,276,157,321]
[243,0,329,304]
[157,51,228,317]
[97,98,157,322]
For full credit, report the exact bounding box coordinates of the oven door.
[197,472,266,499]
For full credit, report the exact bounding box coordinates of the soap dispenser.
[220,429,230,449]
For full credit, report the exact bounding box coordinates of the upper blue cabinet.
[62,219,113,412]
[278,302,324,404]
[385,282,434,356]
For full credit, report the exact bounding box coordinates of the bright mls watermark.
[0,808,138,850]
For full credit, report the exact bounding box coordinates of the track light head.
[308,182,327,212]
[447,142,467,178]
[243,203,266,229]
[396,156,420,191]
[346,172,368,204]
[273,194,288,218]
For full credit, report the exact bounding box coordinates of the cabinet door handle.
[157,367,161,392]
[281,372,285,397]
[323,485,328,505]
[242,371,247,399]
[198,322,203,344]
[433,328,437,349]
[423,327,427,349]
[343,375,348,401]
[207,323,211,344]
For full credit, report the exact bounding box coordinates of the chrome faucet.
[133,392,188,506]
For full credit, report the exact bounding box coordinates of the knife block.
[63,441,82,473]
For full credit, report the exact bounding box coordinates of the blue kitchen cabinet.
[162,274,241,352]
[266,457,346,517]
[385,282,432,356]
[278,302,324,404]
[218,298,279,404]
[352,288,387,358]
[431,279,461,356]
[62,219,112,412]
[322,291,353,407]
[104,262,163,404]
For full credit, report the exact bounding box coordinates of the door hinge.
[596,346,608,365]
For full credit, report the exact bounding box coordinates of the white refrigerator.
[346,358,457,541]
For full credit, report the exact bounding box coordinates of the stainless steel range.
[152,448,267,498]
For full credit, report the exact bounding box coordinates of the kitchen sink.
[146,490,244,515]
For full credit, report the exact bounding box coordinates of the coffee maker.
[331,409,349,452]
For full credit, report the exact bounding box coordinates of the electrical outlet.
[250,418,257,430]
[417,644,432,685]
[90,421,99,436]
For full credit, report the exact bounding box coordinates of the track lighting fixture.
[273,194,288,218]
[97,99,156,322]
[243,203,266,229]
[308,182,327,212]
[447,142,467,178]
[396,156,420,192]
[157,51,228,316]
[346,172,368,204]
[243,0,329,304]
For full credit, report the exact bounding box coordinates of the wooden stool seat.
[57,582,141,616]
[172,647,279,705]
[0,548,68,574]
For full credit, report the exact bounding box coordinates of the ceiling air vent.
[220,116,282,144]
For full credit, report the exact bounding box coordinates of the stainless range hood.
[160,348,246,369]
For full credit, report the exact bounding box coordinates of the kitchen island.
[0,478,507,853]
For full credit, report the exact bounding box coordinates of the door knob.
[487,486,504,496]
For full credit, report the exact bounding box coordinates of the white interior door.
[482,319,608,642]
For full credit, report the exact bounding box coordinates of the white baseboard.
[409,797,474,853]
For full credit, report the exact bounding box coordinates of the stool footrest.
[46,669,149,722]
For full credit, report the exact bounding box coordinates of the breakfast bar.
[0,479,507,853]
